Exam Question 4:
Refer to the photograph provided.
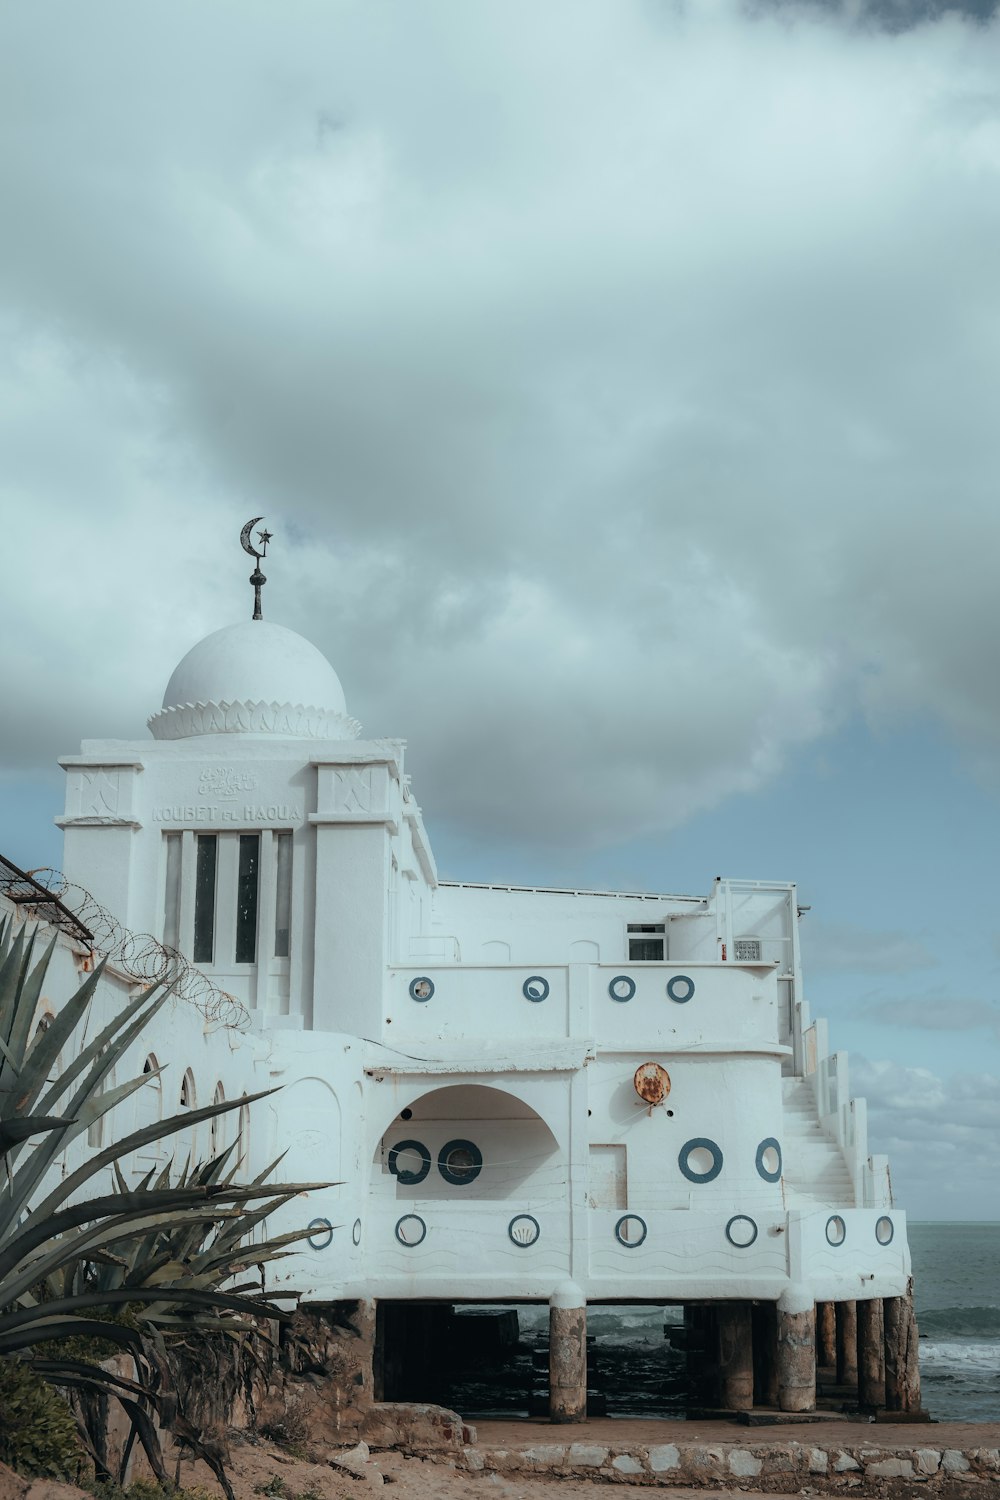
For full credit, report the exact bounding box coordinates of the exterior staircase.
[780,1074,855,1209]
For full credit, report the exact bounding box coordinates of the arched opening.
[133,1053,164,1178]
[372,1084,562,1202]
[210,1080,226,1157]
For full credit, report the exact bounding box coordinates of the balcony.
[384,962,782,1053]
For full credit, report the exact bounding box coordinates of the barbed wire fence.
[0,852,249,1030]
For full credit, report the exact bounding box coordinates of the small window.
[734,937,762,962]
[235,834,260,963]
[274,831,292,958]
[193,835,218,963]
[628,922,665,961]
[163,833,182,950]
[180,1069,196,1110]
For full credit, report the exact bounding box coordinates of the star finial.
[239,517,273,619]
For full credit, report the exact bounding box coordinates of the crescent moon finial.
[240,517,272,620]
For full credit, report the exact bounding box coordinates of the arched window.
[210,1080,226,1156]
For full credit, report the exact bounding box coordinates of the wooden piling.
[776,1295,816,1412]
[816,1300,837,1369]
[718,1303,754,1411]
[836,1299,858,1388]
[884,1278,922,1413]
[858,1297,886,1409]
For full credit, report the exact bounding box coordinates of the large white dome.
[148,621,361,741]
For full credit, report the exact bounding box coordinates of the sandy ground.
[156,1417,1000,1500]
[4,1416,996,1500]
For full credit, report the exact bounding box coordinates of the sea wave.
[918,1305,1000,1338]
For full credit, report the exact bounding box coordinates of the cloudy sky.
[2,0,999,1220]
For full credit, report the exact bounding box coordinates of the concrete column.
[816,1301,837,1368]
[835,1299,858,1387]
[718,1303,754,1411]
[884,1278,922,1413]
[857,1298,885,1409]
[776,1287,816,1413]
[549,1282,587,1423]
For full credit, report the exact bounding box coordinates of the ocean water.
[910,1220,1000,1423]
[444,1223,999,1421]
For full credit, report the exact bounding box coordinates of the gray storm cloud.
[2,0,1000,853]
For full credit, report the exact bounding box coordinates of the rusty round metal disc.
[633,1061,671,1105]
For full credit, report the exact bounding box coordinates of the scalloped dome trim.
[148,699,362,741]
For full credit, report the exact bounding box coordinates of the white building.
[45,565,915,1418]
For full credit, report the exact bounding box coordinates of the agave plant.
[0,914,324,1488]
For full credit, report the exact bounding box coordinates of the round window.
[678,1137,724,1183]
[875,1215,894,1246]
[388,1139,431,1185]
[395,1214,426,1246]
[409,977,434,1002]
[755,1137,782,1183]
[523,976,549,1002]
[438,1138,483,1185]
[614,1214,648,1247]
[666,974,696,1004]
[508,1214,541,1247]
[725,1214,758,1248]
[826,1214,847,1246]
[609,975,636,1002]
[306,1217,334,1250]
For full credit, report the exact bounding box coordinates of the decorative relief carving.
[148,700,361,741]
[333,767,374,812]
[81,769,120,817]
[198,767,258,800]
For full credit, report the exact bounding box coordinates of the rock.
[647,1444,680,1472]
[729,1450,763,1478]
[463,1448,485,1472]
[943,1450,972,1473]
[834,1452,860,1472]
[611,1453,644,1475]
[866,1458,914,1478]
[914,1449,942,1475]
[521,1446,566,1465]
[808,1448,828,1474]
[331,1440,372,1476]
[569,1445,609,1468]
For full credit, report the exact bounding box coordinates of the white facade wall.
[25,615,910,1311]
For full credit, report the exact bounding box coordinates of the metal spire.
[239,517,272,620]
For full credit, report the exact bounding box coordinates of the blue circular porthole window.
[725,1214,758,1248]
[307,1217,334,1250]
[609,975,636,1002]
[438,1138,483,1185]
[395,1214,426,1247]
[352,1217,362,1246]
[666,974,696,1004]
[388,1139,431,1185]
[876,1215,894,1246]
[679,1137,724,1183]
[508,1213,541,1247]
[409,976,434,1002]
[614,1213,647,1248]
[755,1138,782,1183]
[826,1214,847,1247]
[523,975,549,1002]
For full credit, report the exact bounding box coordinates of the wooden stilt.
[776,1302,816,1413]
[858,1297,885,1409]
[836,1299,858,1388]
[816,1300,837,1368]
[549,1287,587,1423]
[884,1278,922,1413]
[718,1303,754,1411]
